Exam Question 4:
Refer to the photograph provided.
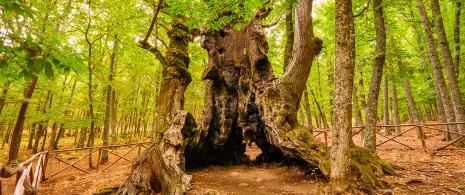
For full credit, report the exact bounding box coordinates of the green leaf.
[34,58,45,73]
[64,66,71,76]
[44,63,54,78]
[27,59,34,70]
[18,69,26,79]
[0,74,7,84]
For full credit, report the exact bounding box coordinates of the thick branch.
[279,0,322,107]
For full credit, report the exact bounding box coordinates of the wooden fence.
[314,122,465,152]
[7,142,150,195]
[12,152,47,195]
[47,142,150,178]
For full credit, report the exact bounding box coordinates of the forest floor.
[1,123,465,194]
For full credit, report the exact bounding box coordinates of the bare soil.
[1,124,465,194]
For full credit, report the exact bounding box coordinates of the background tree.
[363,0,387,152]
[330,0,355,191]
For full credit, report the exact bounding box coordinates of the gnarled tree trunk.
[120,1,393,194]
[117,111,197,195]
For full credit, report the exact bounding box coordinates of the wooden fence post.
[48,153,55,179]
[417,124,427,152]
[97,147,101,171]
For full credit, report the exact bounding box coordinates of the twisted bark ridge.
[117,111,197,195]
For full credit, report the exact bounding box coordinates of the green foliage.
[0,1,85,84]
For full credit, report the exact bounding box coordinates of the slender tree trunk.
[8,75,38,163]
[391,83,401,134]
[111,88,117,144]
[430,104,437,121]
[398,63,422,137]
[54,79,77,150]
[353,85,363,126]
[417,0,460,139]
[303,88,313,132]
[102,34,118,163]
[454,2,461,78]
[283,0,294,72]
[299,107,306,125]
[382,75,390,135]
[2,121,12,148]
[78,126,87,148]
[430,0,465,138]
[410,5,448,138]
[358,68,367,110]
[310,89,328,128]
[422,104,430,121]
[87,47,96,168]
[48,123,58,152]
[331,0,355,191]
[363,0,386,152]
[27,124,36,149]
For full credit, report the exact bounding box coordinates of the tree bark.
[358,68,367,110]
[27,123,36,149]
[363,0,386,152]
[409,5,448,138]
[310,89,329,128]
[331,0,355,191]
[398,63,422,137]
[391,83,401,134]
[416,0,460,139]
[353,85,364,126]
[454,2,461,78]
[430,0,465,138]
[87,45,96,169]
[283,0,294,72]
[117,111,197,195]
[303,88,313,132]
[382,75,390,135]
[102,34,118,163]
[9,75,38,163]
